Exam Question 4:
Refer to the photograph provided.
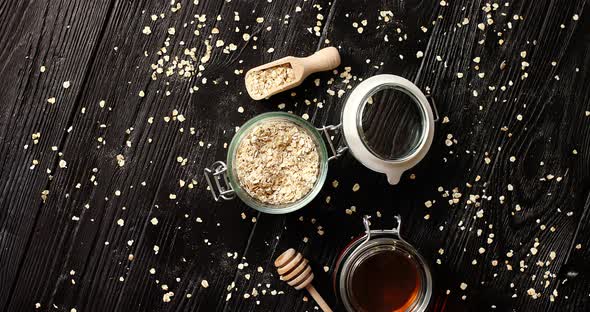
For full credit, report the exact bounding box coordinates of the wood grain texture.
[413,0,590,310]
[0,0,589,311]
[0,0,113,309]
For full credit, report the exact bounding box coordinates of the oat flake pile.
[235,120,319,205]
[245,64,296,99]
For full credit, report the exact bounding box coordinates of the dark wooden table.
[1,0,589,311]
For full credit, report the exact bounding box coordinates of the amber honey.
[334,216,432,312]
[350,250,421,312]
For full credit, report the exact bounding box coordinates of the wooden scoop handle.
[301,47,341,76]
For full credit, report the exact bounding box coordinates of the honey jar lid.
[341,74,436,185]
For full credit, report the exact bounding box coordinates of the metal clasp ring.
[317,123,348,161]
[362,215,372,244]
[360,214,402,245]
[204,161,235,201]
[391,214,402,235]
[425,95,439,122]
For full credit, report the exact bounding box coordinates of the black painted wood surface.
[1,0,589,311]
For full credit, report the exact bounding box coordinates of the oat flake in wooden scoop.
[245,47,341,100]
[274,248,333,312]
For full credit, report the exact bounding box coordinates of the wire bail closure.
[204,161,235,201]
[317,124,348,161]
[426,94,439,122]
[361,214,403,245]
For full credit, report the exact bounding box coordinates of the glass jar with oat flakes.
[204,74,439,214]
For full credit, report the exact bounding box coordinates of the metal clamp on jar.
[333,215,433,312]
[204,74,439,214]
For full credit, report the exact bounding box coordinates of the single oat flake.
[235,120,319,205]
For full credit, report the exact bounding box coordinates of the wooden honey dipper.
[274,248,333,312]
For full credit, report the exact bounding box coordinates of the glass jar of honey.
[333,216,432,312]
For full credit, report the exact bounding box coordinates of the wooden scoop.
[245,47,341,100]
[274,248,333,312]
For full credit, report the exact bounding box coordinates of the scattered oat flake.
[163,291,174,302]
[116,154,125,167]
[527,288,539,299]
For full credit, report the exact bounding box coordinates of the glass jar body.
[225,112,330,214]
[333,230,433,312]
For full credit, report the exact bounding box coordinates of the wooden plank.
[3,0,235,310]
[554,193,590,311]
[547,4,590,301]
[0,0,114,309]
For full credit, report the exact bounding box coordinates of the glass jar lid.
[341,75,436,184]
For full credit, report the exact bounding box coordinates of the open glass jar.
[204,74,438,214]
[333,215,432,312]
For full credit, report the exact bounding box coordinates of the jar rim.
[339,74,436,185]
[225,112,329,214]
[355,84,428,162]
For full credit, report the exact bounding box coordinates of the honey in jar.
[350,249,421,311]
[333,216,432,312]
